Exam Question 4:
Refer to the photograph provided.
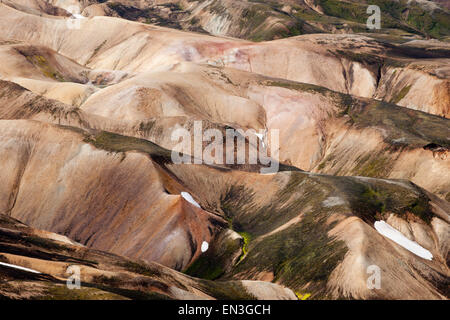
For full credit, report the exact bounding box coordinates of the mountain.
[32,0,450,40]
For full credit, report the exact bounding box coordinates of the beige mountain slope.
[0,214,297,300]
[0,42,89,82]
[0,120,447,299]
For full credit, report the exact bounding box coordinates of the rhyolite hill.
[0,0,448,300]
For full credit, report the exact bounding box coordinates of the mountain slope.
[1,5,448,118]
[0,214,296,300]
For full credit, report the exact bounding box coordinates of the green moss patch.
[391,85,412,104]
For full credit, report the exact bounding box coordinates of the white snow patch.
[181,192,201,208]
[0,262,41,274]
[374,221,433,260]
[201,241,209,253]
